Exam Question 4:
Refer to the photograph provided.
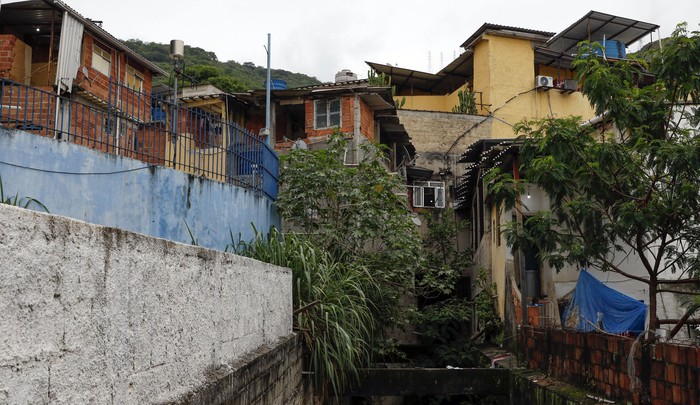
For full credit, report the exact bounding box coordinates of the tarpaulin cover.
[562,270,647,334]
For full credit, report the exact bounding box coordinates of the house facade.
[244,76,415,170]
[0,0,280,250]
[369,11,670,335]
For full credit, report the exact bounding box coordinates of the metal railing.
[0,78,278,200]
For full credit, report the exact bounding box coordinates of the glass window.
[92,45,111,77]
[125,65,144,91]
[314,99,342,129]
[412,181,446,209]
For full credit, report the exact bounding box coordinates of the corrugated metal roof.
[546,10,659,57]
[460,23,555,48]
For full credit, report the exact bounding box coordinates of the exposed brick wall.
[520,327,700,405]
[0,35,20,80]
[173,334,312,405]
[79,33,153,115]
[359,98,375,142]
[304,97,354,138]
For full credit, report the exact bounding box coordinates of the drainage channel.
[341,367,615,404]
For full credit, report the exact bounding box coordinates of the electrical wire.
[0,159,156,175]
[443,87,537,160]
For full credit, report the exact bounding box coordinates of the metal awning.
[455,138,520,210]
[365,62,447,95]
[545,10,659,57]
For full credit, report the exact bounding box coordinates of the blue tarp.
[562,270,647,334]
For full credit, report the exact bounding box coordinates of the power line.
[0,159,157,176]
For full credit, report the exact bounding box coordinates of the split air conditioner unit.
[536,75,554,89]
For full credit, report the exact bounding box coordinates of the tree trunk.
[648,279,658,333]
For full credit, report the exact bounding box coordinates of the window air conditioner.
[536,75,554,89]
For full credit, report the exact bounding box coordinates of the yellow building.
[368,11,660,334]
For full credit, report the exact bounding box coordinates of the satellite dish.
[291,139,307,150]
[411,215,422,226]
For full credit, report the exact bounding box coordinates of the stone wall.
[397,109,489,176]
[0,203,293,404]
[520,327,700,405]
[174,334,311,405]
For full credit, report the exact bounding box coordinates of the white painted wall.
[0,204,292,404]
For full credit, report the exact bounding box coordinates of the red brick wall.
[520,327,700,405]
[0,35,18,79]
[79,33,153,114]
[359,98,375,142]
[304,97,354,139]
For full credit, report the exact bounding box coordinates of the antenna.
[169,39,184,142]
[428,51,432,73]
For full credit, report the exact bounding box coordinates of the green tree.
[276,133,425,303]
[488,24,700,336]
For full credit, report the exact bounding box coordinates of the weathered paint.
[0,203,292,404]
[0,128,280,251]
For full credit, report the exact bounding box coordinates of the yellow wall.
[165,134,228,182]
[399,33,596,135]
[401,84,467,112]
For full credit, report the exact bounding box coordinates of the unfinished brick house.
[0,0,166,159]
[245,73,415,171]
[0,0,277,198]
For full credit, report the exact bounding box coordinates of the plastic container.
[263,79,287,90]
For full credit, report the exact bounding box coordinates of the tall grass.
[236,228,379,400]
[0,174,48,212]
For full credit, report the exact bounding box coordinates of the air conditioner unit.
[536,75,554,88]
[564,79,579,92]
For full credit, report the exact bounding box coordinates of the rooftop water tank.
[589,39,626,59]
[263,79,287,90]
[335,69,357,83]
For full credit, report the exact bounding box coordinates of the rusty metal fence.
[0,78,278,200]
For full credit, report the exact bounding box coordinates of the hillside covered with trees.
[124,39,322,93]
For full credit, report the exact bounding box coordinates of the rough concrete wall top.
[0,204,292,404]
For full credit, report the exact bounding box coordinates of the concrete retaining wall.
[0,203,292,404]
[175,334,311,405]
[0,127,280,251]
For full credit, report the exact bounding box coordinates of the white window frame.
[314,99,341,129]
[92,44,111,77]
[125,65,144,91]
[412,181,446,209]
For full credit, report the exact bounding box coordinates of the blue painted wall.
[0,128,280,251]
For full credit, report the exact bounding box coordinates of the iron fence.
[0,78,278,200]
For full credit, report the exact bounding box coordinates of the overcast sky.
[7,0,700,82]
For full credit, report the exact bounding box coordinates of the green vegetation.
[368,68,406,109]
[275,133,424,305]
[237,228,378,400]
[0,174,48,212]
[452,89,478,115]
[234,133,484,399]
[486,23,700,336]
[124,39,322,91]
